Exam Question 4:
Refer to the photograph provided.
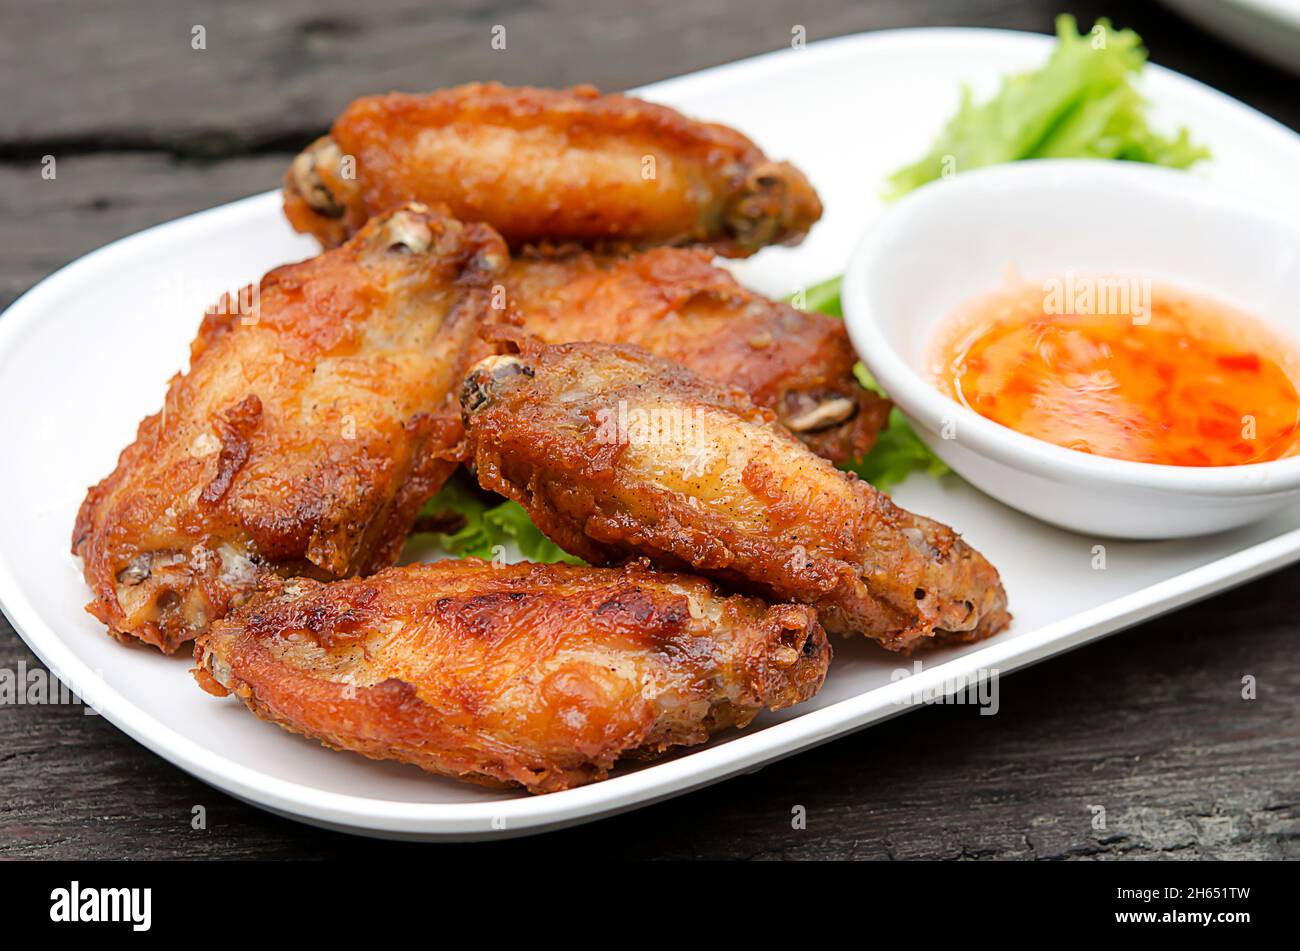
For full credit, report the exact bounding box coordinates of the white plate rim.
[1235,0,1300,26]
[1169,0,1300,31]
[3,26,1300,839]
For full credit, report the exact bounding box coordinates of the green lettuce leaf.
[885,15,1209,199]
[793,285,950,491]
[844,364,948,491]
[798,274,844,317]
[414,471,582,565]
[483,499,581,564]
[844,407,949,492]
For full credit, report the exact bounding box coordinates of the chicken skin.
[284,83,822,257]
[72,204,508,653]
[193,560,831,793]
[504,248,889,463]
[461,343,1010,652]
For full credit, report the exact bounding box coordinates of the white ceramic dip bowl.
[842,159,1300,538]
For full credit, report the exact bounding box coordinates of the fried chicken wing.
[504,248,888,462]
[193,560,830,793]
[72,204,508,653]
[284,83,822,257]
[461,343,1010,652]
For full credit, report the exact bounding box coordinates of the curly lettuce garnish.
[886,15,1208,198]
[414,471,582,565]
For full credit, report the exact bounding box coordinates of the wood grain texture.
[1,0,1298,860]
[3,0,1295,155]
[0,0,1071,150]
[0,155,288,310]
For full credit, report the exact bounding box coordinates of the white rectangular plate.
[4,28,1300,840]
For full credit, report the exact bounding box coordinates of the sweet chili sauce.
[930,279,1300,467]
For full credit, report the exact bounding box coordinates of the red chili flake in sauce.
[930,280,1300,466]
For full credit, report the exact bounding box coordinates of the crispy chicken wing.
[284,83,822,257]
[504,248,889,462]
[72,204,508,653]
[193,560,830,793]
[461,343,1010,652]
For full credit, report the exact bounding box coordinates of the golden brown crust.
[283,83,822,257]
[194,560,830,793]
[504,248,889,463]
[72,204,509,653]
[461,343,1011,652]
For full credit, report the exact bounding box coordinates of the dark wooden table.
[2,0,1297,860]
